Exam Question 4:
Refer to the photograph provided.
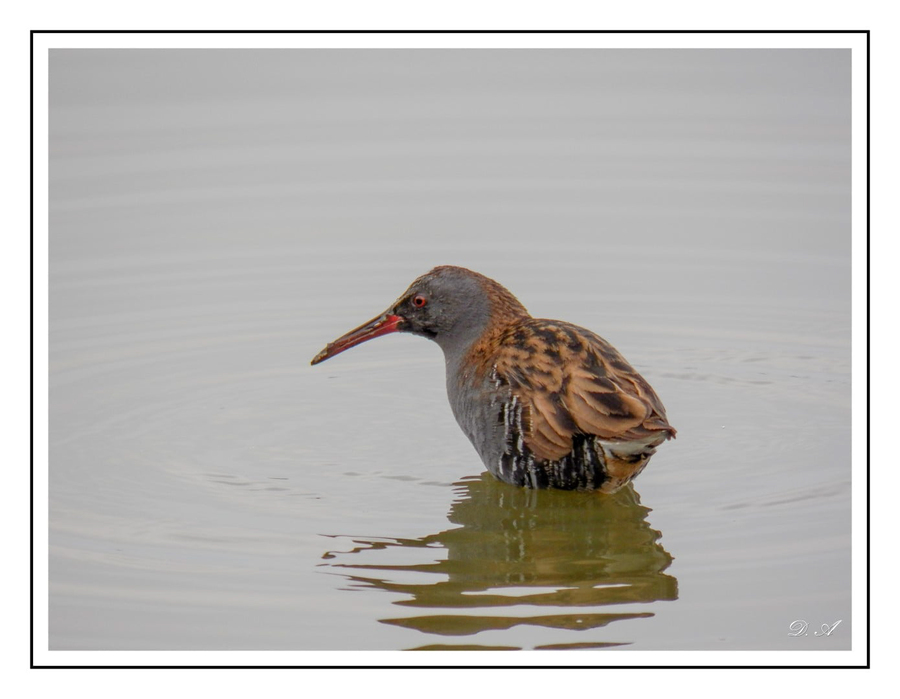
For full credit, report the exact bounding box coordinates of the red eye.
[413,295,427,308]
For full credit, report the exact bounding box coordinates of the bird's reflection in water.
[321,473,677,650]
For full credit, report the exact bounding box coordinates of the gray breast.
[444,358,508,477]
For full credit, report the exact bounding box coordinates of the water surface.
[48,48,851,652]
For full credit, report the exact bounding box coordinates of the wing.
[490,319,675,462]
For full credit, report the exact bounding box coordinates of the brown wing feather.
[487,319,675,462]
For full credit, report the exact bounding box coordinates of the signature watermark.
[788,619,842,637]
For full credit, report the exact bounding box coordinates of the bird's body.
[311,266,674,492]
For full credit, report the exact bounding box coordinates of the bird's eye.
[413,294,427,308]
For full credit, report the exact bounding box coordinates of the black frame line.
[30,28,870,671]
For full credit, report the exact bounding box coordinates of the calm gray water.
[48,49,851,651]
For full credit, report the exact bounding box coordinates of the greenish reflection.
[321,473,677,650]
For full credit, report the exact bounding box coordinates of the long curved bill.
[310,313,405,365]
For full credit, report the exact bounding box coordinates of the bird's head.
[310,265,528,365]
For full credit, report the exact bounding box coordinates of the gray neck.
[432,293,492,371]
